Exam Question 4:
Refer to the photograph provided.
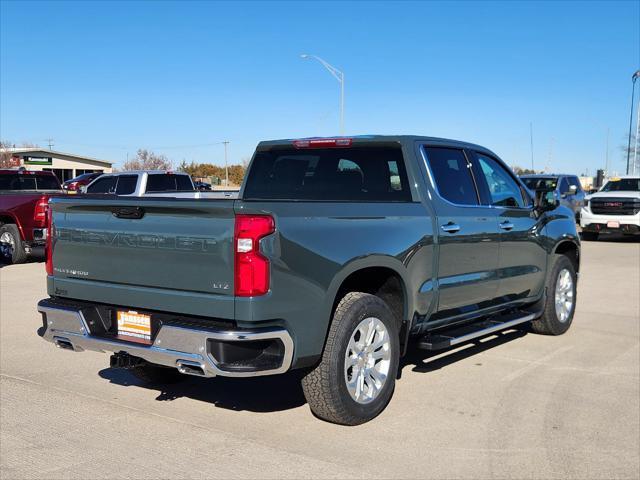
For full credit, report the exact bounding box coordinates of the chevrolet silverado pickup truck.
[580,175,640,240]
[0,169,62,264]
[38,136,580,425]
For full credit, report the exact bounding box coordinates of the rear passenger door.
[470,151,547,304]
[421,146,501,322]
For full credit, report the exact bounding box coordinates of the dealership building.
[1,147,113,182]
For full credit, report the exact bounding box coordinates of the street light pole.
[625,70,640,174]
[300,54,345,135]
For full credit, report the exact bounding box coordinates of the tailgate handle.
[112,207,145,219]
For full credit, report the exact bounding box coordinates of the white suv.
[580,176,640,240]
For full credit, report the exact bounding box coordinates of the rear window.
[521,177,558,191]
[0,173,60,191]
[146,174,194,192]
[243,147,412,202]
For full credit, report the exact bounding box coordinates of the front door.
[471,152,547,303]
[420,146,501,322]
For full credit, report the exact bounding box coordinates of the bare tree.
[122,149,172,171]
[0,140,38,168]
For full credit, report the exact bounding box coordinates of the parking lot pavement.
[1,239,639,480]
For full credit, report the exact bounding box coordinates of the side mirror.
[79,185,87,194]
[534,189,559,212]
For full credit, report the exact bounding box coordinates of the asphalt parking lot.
[1,238,639,480]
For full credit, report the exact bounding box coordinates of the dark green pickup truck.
[38,136,580,425]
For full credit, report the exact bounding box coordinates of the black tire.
[581,231,599,241]
[0,224,28,264]
[531,255,577,335]
[129,362,186,384]
[301,292,400,426]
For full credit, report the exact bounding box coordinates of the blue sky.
[1,1,638,174]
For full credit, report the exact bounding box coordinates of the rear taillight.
[45,204,53,276]
[234,215,275,296]
[292,138,352,149]
[67,181,78,191]
[33,196,49,226]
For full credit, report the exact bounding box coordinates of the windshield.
[600,178,640,192]
[521,177,558,191]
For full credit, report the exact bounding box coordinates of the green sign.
[24,156,52,165]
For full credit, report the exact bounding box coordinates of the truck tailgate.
[49,197,236,319]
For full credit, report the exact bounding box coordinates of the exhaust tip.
[176,360,206,377]
[53,337,74,351]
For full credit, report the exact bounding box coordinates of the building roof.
[0,147,113,167]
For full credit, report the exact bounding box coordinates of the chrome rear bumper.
[38,299,294,378]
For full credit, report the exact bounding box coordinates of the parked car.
[519,174,586,220]
[0,169,61,264]
[62,172,103,193]
[83,170,195,196]
[38,136,580,425]
[580,175,640,240]
[194,181,212,191]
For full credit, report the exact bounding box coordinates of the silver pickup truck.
[84,170,238,199]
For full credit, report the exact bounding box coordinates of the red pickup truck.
[0,169,62,264]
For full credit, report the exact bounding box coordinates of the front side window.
[423,147,478,205]
[475,153,524,208]
[567,176,582,191]
[87,176,116,194]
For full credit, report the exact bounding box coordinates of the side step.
[417,311,537,350]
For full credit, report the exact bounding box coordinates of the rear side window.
[423,147,478,205]
[146,174,193,192]
[243,147,412,202]
[0,174,60,190]
[87,176,116,194]
[115,175,138,195]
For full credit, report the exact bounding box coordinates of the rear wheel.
[301,292,400,425]
[531,254,577,335]
[0,224,27,264]
[581,231,599,241]
[129,362,186,384]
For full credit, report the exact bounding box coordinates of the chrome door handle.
[441,223,461,234]
[500,221,514,231]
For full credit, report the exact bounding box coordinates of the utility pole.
[529,122,534,171]
[626,71,640,174]
[223,141,229,187]
[605,127,610,175]
[633,100,640,175]
[46,138,54,150]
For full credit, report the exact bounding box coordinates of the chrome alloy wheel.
[0,231,15,259]
[344,317,392,404]
[554,268,574,323]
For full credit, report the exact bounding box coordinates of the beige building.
[1,148,113,182]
